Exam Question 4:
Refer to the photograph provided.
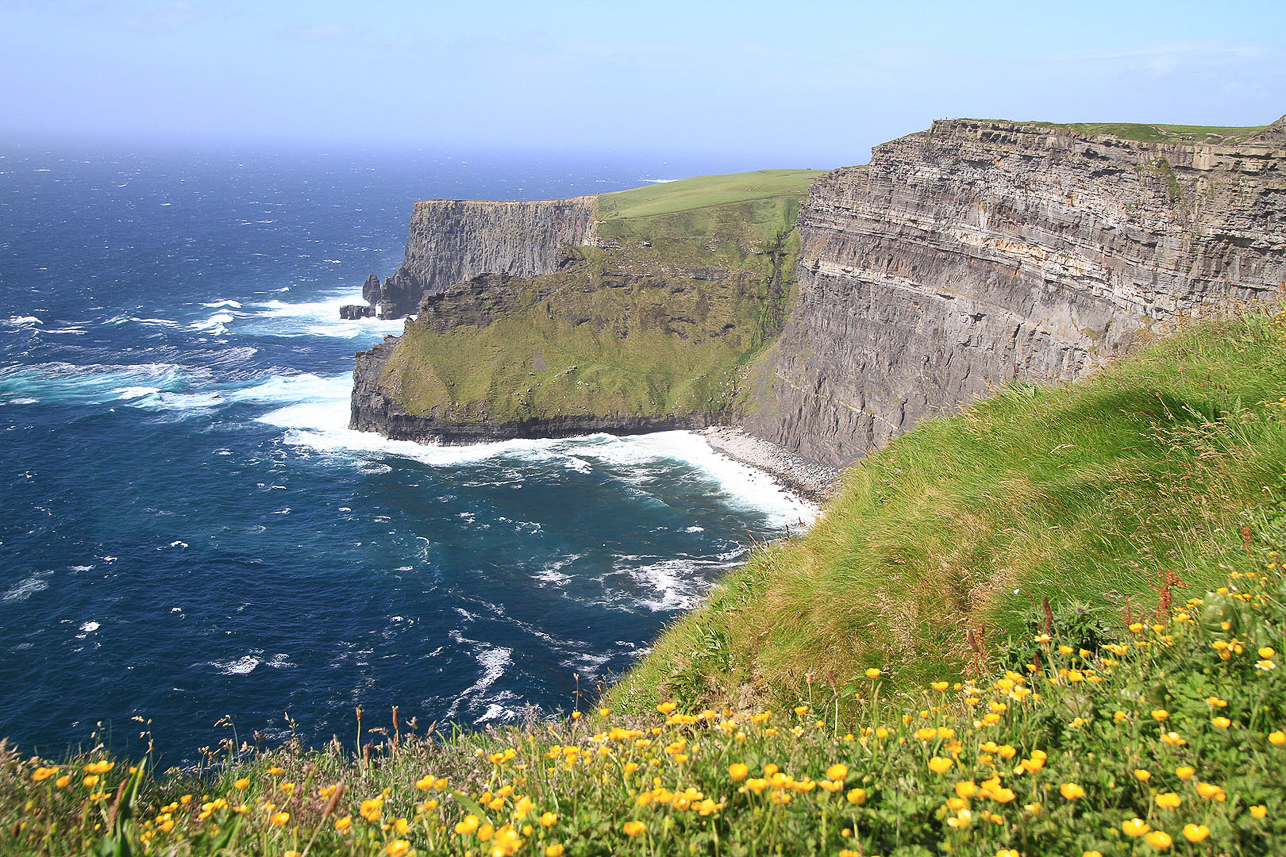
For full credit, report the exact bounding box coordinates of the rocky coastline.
[700,426,842,504]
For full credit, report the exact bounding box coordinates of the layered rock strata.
[365,197,596,318]
[743,117,1286,465]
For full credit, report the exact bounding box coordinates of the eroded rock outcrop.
[366,197,597,318]
[743,117,1286,465]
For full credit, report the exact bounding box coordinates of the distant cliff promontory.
[362,197,597,319]
[350,117,1286,475]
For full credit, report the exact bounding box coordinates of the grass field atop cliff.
[610,307,1286,715]
[6,310,1286,857]
[1020,120,1269,144]
[597,170,823,221]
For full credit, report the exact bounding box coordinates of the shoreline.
[700,426,843,506]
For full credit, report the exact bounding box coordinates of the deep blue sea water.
[0,143,813,765]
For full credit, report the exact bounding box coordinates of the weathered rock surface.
[367,197,597,318]
[743,117,1286,466]
[339,303,375,319]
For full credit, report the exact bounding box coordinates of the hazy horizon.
[2,0,1285,170]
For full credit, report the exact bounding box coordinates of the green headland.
[377,170,822,428]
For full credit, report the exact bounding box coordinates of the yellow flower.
[1195,782,1225,800]
[1151,709,1169,721]
[455,815,480,835]
[32,766,58,782]
[55,775,70,788]
[1212,716,1231,729]
[598,707,611,716]
[623,820,646,837]
[385,840,410,857]
[269,812,289,827]
[728,763,749,781]
[1250,805,1268,819]
[1134,769,1151,782]
[1155,792,1181,809]
[956,781,979,799]
[546,845,565,857]
[1175,766,1195,779]
[334,816,352,833]
[1207,696,1228,707]
[1260,647,1276,658]
[931,681,949,691]
[826,764,848,781]
[1122,817,1151,837]
[1059,783,1085,800]
[865,668,882,678]
[83,761,114,775]
[928,757,954,774]
[1182,824,1209,842]
[1269,731,1286,745]
[234,777,250,790]
[1160,731,1186,746]
[538,811,558,827]
[657,702,677,714]
[360,797,383,821]
[82,775,100,788]
[1145,830,1173,849]
[415,774,436,790]
[793,705,809,716]
[846,787,867,805]
[1082,852,1103,857]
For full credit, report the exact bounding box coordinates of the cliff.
[743,116,1286,465]
[351,121,1285,468]
[365,197,597,318]
[350,171,822,442]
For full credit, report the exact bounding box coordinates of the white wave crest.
[3,572,52,603]
[242,290,404,340]
[3,315,41,327]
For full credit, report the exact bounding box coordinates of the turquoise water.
[0,144,812,765]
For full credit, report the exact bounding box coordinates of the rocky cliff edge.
[742,116,1286,465]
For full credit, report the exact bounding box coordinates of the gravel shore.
[701,427,843,504]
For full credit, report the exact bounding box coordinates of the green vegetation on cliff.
[379,170,821,426]
[5,309,1286,857]
[1016,120,1269,144]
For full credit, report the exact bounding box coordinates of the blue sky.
[2,0,1284,167]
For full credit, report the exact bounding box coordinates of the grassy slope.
[383,171,822,424]
[7,310,1286,857]
[609,308,1286,714]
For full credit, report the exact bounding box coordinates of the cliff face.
[367,197,597,318]
[744,117,1286,466]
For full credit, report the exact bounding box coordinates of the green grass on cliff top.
[597,169,823,220]
[609,306,1286,716]
[1013,120,1268,144]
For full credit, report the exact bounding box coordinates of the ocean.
[0,143,814,765]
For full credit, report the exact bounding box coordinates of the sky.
[2,0,1285,168]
